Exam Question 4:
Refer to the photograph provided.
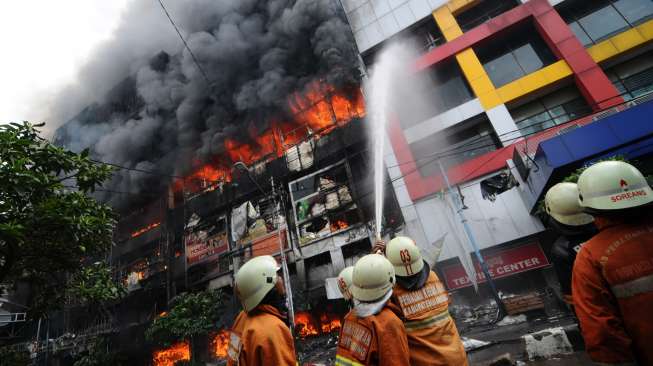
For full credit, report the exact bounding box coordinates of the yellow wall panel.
[478,91,503,110]
[456,49,486,79]
[433,8,462,41]
[541,61,573,84]
[636,19,653,40]
[587,41,619,64]
[518,71,548,94]
[448,0,478,14]
[587,19,653,64]
[611,29,646,53]
[497,82,525,102]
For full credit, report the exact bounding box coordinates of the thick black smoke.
[53,0,359,209]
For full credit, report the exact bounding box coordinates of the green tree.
[68,262,126,303]
[72,338,125,366]
[0,122,115,316]
[146,289,229,362]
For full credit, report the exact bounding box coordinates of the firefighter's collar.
[354,289,393,318]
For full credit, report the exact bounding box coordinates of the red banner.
[440,242,549,290]
[185,230,229,266]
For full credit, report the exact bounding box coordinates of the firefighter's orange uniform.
[226,304,297,366]
[391,271,468,366]
[572,218,653,365]
[335,302,410,366]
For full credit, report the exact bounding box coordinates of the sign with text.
[185,217,229,267]
[441,242,549,290]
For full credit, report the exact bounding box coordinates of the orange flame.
[294,311,319,337]
[211,330,230,359]
[319,313,342,334]
[294,311,342,338]
[153,341,190,366]
[131,222,161,238]
[330,219,349,232]
[178,82,365,194]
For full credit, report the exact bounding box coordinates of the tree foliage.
[0,122,115,316]
[72,338,125,366]
[68,262,127,305]
[145,289,227,347]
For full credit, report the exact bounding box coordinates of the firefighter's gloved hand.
[372,239,386,255]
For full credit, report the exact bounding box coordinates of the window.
[361,17,444,67]
[557,0,653,46]
[409,115,501,176]
[476,23,557,87]
[289,162,361,246]
[508,85,592,136]
[394,59,474,129]
[455,0,521,32]
[606,50,653,100]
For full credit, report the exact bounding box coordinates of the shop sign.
[185,229,229,266]
[441,242,549,290]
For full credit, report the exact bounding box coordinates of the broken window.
[289,161,361,246]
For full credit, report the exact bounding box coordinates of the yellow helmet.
[234,255,280,312]
[386,236,424,277]
[337,266,354,300]
[544,183,593,226]
[578,161,653,211]
[350,254,395,302]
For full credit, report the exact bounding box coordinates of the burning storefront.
[40,0,408,363]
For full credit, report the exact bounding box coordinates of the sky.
[0,1,130,125]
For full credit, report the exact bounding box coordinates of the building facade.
[342,0,653,307]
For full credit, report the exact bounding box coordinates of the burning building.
[31,0,405,363]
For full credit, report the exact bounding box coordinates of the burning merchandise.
[152,342,190,366]
[294,311,342,338]
[287,140,315,172]
[211,330,230,360]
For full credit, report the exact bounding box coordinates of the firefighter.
[384,236,468,366]
[337,266,354,307]
[227,255,297,366]
[335,254,410,366]
[544,182,596,307]
[572,160,653,365]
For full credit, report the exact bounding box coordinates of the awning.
[524,98,653,211]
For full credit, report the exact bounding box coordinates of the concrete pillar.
[329,247,347,276]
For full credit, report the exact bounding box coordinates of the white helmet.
[337,266,354,300]
[386,236,424,277]
[234,255,280,312]
[350,254,395,302]
[578,161,653,211]
[544,183,594,226]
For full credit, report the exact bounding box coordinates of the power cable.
[155,0,211,85]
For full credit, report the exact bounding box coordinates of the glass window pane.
[484,53,524,87]
[562,99,592,120]
[614,0,653,25]
[513,44,545,74]
[578,5,629,43]
[568,21,593,46]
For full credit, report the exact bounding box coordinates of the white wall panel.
[371,0,392,17]
[411,181,543,262]
[408,0,433,19]
[378,12,401,37]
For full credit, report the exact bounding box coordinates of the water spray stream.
[369,48,397,240]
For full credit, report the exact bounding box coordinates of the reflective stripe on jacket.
[335,304,410,366]
[391,271,468,366]
[572,219,653,365]
[226,305,297,366]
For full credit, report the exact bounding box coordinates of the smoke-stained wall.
[53,0,360,209]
